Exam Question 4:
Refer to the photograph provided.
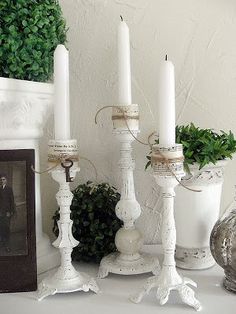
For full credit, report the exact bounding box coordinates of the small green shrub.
[52,181,122,263]
[146,123,236,173]
[0,0,67,82]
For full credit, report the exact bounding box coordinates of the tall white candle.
[54,44,71,140]
[158,55,175,147]
[118,16,132,105]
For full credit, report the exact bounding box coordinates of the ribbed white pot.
[174,160,227,270]
[0,77,60,274]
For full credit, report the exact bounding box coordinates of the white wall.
[40,0,236,243]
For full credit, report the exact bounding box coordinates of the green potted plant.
[146,123,236,270]
[53,181,122,263]
[0,0,67,273]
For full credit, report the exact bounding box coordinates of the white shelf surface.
[1,245,235,314]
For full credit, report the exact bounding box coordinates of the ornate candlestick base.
[131,268,200,310]
[98,105,160,278]
[130,144,201,311]
[37,140,99,300]
[98,249,159,278]
[38,260,99,301]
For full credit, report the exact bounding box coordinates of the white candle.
[54,44,71,140]
[118,16,132,105]
[158,55,175,147]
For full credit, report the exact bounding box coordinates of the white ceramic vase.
[0,77,60,274]
[174,160,227,270]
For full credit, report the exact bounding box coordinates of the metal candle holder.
[98,105,160,278]
[37,139,99,300]
[130,144,201,311]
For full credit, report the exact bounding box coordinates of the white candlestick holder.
[98,105,160,278]
[37,139,99,300]
[130,144,201,311]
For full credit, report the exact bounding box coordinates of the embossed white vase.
[0,77,60,274]
[174,160,227,270]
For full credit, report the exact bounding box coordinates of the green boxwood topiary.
[52,181,122,263]
[0,0,67,82]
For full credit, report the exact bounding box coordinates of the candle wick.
[120,15,123,21]
[165,54,168,61]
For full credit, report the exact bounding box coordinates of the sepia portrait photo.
[0,149,37,292]
[0,161,27,256]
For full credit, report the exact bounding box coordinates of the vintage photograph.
[0,161,27,256]
[0,149,37,293]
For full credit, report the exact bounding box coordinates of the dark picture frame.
[0,149,37,292]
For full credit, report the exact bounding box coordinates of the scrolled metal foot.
[178,284,202,311]
[157,287,170,305]
[97,266,109,279]
[37,282,57,301]
[85,278,100,293]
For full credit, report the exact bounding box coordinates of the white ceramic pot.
[174,160,227,270]
[0,77,60,273]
